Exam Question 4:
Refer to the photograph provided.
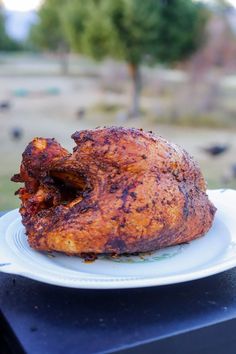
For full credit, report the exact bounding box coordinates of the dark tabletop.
[1,212,236,354]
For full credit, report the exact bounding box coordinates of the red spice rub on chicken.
[12,127,216,256]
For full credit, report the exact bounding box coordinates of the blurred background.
[0,0,236,210]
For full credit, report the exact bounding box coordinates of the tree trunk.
[128,63,141,118]
[58,42,69,75]
[59,51,69,75]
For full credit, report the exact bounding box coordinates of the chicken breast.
[12,127,216,256]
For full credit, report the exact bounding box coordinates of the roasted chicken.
[12,127,216,256]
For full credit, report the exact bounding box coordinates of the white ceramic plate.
[0,189,236,289]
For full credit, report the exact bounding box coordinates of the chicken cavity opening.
[16,170,88,214]
[49,170,87,207]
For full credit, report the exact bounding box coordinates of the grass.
[148,113,236,129]
[91,102,126,114]
[0,175,20,211]
[90,102,149,121]
[206,178,236,190]
[90,101,236,129]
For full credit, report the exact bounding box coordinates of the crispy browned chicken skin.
[12,127,216,255]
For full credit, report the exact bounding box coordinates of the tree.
[61,0,207,117]
[29,0,69,74]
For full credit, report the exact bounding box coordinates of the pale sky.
[226,0,236,5]
[2,0,42,12]
[2,0,236,12]
[205,0,236,6]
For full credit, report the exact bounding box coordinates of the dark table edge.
[0,310,25,354]
[106,316,236,354]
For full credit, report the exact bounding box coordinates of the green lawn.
[0,175,20,211]
[207,178,236,190]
